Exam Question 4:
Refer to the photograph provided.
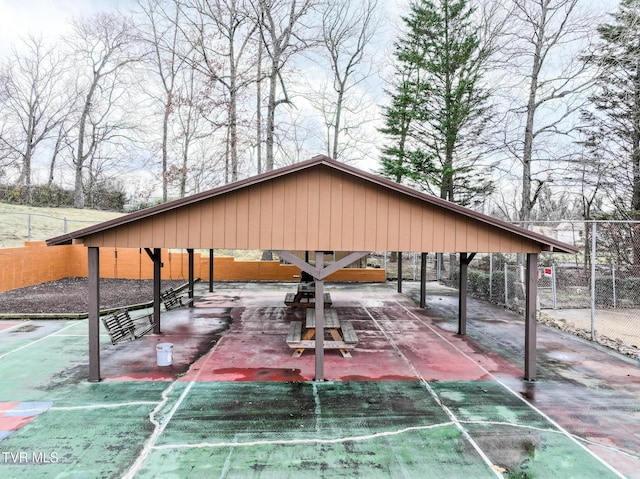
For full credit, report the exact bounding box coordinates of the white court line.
[121,333,228,479]
[50,402,158,411]
[394,300,627,479]
[152,423,457,451]
[362,304,504,478]
[0,321,83,359]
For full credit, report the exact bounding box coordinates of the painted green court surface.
[0,377,623,478]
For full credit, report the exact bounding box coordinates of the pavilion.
[47,155,578,382]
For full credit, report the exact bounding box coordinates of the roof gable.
[47,156,578,254]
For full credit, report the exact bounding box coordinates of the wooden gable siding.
[82,165,542,253]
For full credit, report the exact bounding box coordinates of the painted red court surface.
[181,289,524,383]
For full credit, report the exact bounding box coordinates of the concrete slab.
[0,281,638,478]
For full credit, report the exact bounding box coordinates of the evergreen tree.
[584,0,640,218]
[379,0,493,206]
[583,0,640,263]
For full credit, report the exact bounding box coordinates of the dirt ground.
[0,277,187,314]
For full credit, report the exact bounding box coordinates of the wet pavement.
[0,281,638,478]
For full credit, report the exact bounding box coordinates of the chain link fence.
[0,212,114,248]
[372,221,640,359]
[469,221,640,357]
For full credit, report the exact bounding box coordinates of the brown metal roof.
[46,155,578,254]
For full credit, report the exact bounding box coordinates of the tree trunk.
[74,81,98,209]
[265,66,277,171]
[519,4,546,225]
[256,40,263,174]
[162,92,171,202]
[332,86,344,160]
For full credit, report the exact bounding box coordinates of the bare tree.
[499,0,595,224]
[316,0,380,161]
[252,0,315,171]
[64,12,142,208]
[178,0,259,183]
[138,0,192,202]
[0,36,72,203]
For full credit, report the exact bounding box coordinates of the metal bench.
[161,287,195,310]
[101,309,155,345]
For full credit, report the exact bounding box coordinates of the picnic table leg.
[329,328,352,358]
[293,327,316,357]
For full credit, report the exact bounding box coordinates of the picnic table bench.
[286,309,358,358]
[161,287,195,310]
[102,309,155,345]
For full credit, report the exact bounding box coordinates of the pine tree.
[583,0,640,263]
[379,0,493,206]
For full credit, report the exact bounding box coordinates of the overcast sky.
[0,0,135,54]
[0,0,621,54]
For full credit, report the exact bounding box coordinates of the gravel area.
[0,277,187,314]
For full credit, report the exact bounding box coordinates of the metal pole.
[420,252,427,308]
[397,252,403,293]
[27,214,31,241]
[209,249,214,293]
[489,254,493,301]
[314,251,325,382]
[187,249,194,306]
[504,263,508,306]
[551,265,557,309]
[153,248,162,334]
[88,247,101,382]
[524,253,538,381]
[458,253,468,336]
[612,264,617,309]
[590,221,597,341]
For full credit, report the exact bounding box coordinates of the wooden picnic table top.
[297,282,315,293]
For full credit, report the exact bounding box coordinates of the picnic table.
[286,309,358,358]
[284,282,332,309]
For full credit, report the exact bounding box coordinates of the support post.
[153,248,162,334]
[187,248,194,306]
[420,253,427,308]
[397,252,403,293]
[458,253,468,336]
[457,253,476,336]
[314,251,325,382]
[88,247,101,382]
[209,249,214,293]
[590,221,597,341]
[525,253,538,381]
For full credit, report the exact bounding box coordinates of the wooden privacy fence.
[0,242,386,293]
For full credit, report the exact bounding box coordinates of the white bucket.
[156,343,173,366]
